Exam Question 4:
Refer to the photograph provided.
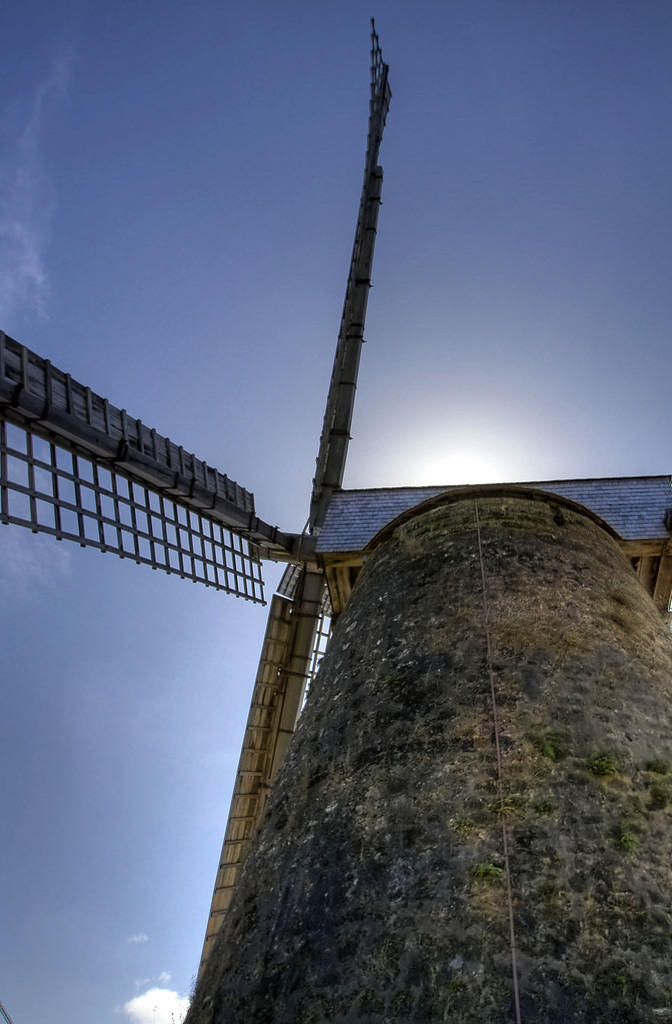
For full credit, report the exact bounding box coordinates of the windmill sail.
[0,332,296,601]
[199,563,331,969]
[198,22,391,974]
[309,20,391,531]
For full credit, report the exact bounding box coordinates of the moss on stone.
[587,752,621,777]
[471,862,504,882]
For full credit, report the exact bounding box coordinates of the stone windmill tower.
[3,24,672,1024]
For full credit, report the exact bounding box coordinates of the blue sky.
[2,2,672,1022]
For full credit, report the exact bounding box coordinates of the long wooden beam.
[309,23,391,530]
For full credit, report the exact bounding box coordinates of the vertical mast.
[309,19,391,531]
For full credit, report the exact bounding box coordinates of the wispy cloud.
[127,932,150,945]
[133,972,171,991]
[122,987,189,1024]
[0,47,73,326]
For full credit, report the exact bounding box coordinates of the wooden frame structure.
[0,332,298,602]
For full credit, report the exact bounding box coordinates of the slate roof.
[316,476,672,553]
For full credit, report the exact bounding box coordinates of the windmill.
[4,20,672,1023]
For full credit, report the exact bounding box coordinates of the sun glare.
[412,449,503,487]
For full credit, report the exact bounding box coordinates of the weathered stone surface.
[187,495,672,1023]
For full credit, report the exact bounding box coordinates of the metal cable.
[474,500,523,1024]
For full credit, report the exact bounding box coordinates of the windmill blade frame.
[0,332,298,602]
[199,563,331,972]
[309,20,391,531]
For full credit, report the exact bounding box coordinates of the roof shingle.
[316,476,672,553]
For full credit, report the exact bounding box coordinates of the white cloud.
[127,932,150,944]
[0,46,73,326]
[156,972,172,985]
[122,987,189,1024]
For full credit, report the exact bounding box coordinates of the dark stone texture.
[187,495,672,1023]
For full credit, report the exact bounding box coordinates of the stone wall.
[187,494,672,1023]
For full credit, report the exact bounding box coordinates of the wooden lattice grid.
[0,417,264,602]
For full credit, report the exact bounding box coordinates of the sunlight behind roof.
[413,448,502,487]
